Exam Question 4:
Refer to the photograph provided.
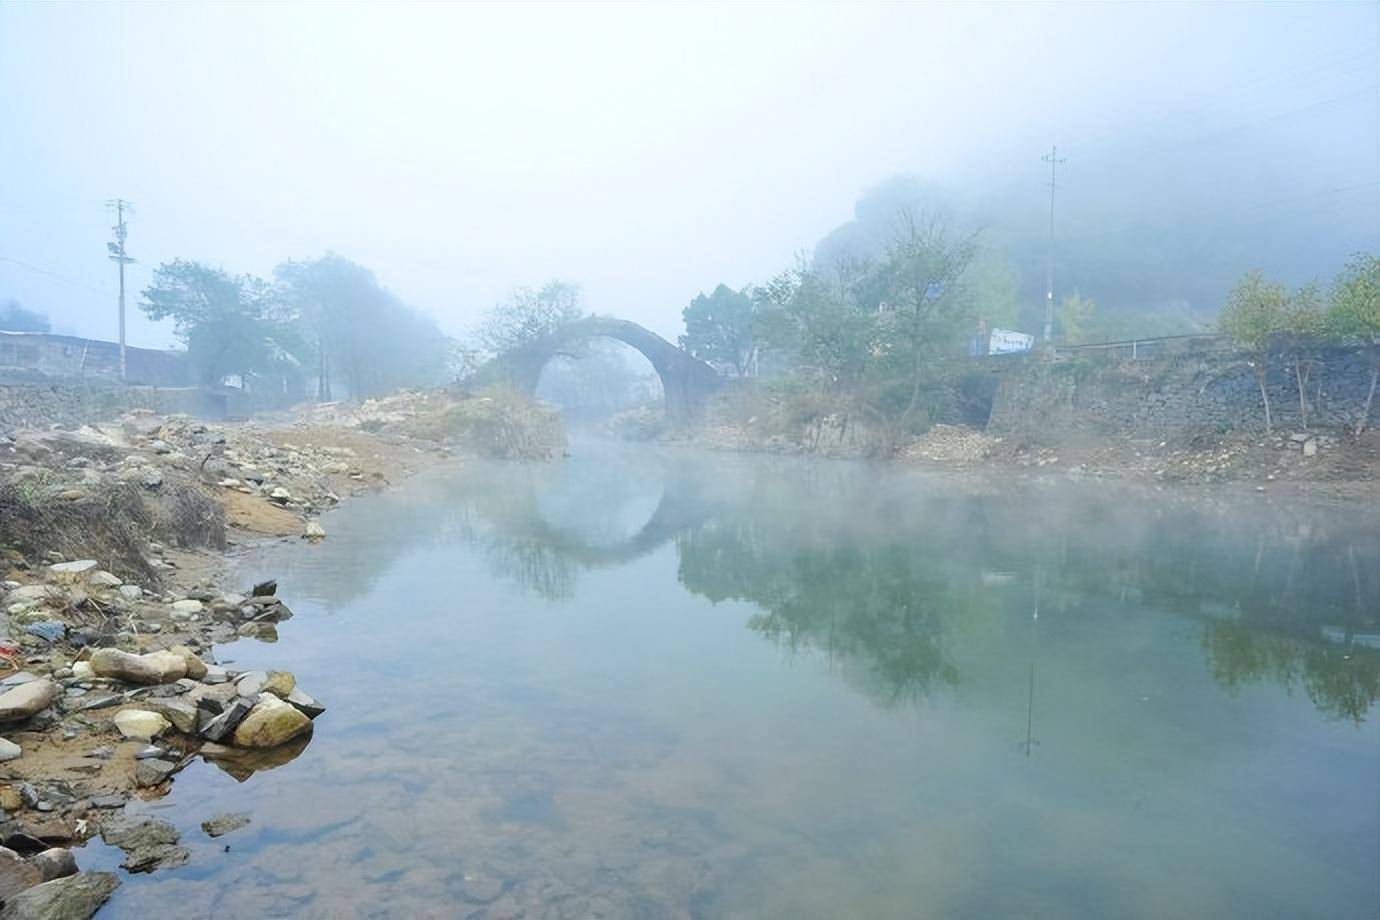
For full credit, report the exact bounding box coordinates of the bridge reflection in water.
[424,444,1380,721]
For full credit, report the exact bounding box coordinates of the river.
[86,443,1379,918]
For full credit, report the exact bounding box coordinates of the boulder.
[0,846,43,903]
[237,622,278,642]
[0,739,21,763]
[170,599,203,618]
[0,681,58,723]
[231,695,312,749]
[285,687,326,719]
[237,670,295,699]
[199,698,253,742]
[168,646,207,680]
[30,848,77,882]
[0,871,119,920]
[140,699,198,734]
[89,649,187,685]
[134,758,176,788]
[2,586,57,607]
[47,561,97,585]
[112,709,170,742]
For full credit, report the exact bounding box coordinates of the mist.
[2,2,1374,346]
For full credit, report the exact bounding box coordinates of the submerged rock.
[89,649,187,685]
[232,695,311,748]
[0,681,58,723]
[200,813,250,838]
[0,870,118,920]
[100,817,188,873]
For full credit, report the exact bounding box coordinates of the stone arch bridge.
[475,316,722,425]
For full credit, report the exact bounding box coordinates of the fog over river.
[84,444,1378,919]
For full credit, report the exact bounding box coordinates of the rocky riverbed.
[0,390,531,916]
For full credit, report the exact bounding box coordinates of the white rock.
[48,560,98,584]
[117,585,143,602]
[89,649,187,685]
[4,585,58,606]
[0,739,21,762]
[87,571,123,589]
[72,661,94,680]
[170,599,203,616]
[113,709,171,741]
[303,521,326,540]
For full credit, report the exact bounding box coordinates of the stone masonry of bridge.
[476,316,723,425]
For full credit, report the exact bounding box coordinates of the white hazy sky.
[1,2,1376,347]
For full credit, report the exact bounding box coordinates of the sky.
[1,1,1376,348]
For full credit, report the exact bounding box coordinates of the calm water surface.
[91,444,1379,918]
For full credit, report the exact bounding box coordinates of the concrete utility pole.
[1041,147,1065,343]
[106,199,134,380]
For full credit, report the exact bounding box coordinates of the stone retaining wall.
[987,343,1375,441]
[0,382,226,432]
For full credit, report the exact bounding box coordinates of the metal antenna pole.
[1042,147,1066,343]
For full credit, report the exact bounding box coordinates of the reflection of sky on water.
[95,445,1379,919]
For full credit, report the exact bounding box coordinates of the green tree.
[141,259,301,388]
[1056,291,1096,345]
[276,253,447,399]
[1217,270,1289,432]
[1326,253,1380,435]
[679,284,757,376]
[873,212,979,431]
[1280,282,1325,430]
[478,280,585,356]
[753,260,883,392]
[0,299,50,333]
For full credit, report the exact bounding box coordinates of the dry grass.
[0,478,158,583]
[397,387,565,460]
[0,475,225,584]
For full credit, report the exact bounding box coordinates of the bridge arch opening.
[535,337,664,428]
[488,316,722,426]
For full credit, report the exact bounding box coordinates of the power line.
[0,255,112,297]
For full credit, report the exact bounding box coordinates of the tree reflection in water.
[437,450,1380,721]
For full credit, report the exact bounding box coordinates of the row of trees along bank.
[140,254,450,399]
[678,182,1212,448]
[1218,254,1379,435]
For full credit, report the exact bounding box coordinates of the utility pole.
[1041,147,1065,343]
[105,199,134,380]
